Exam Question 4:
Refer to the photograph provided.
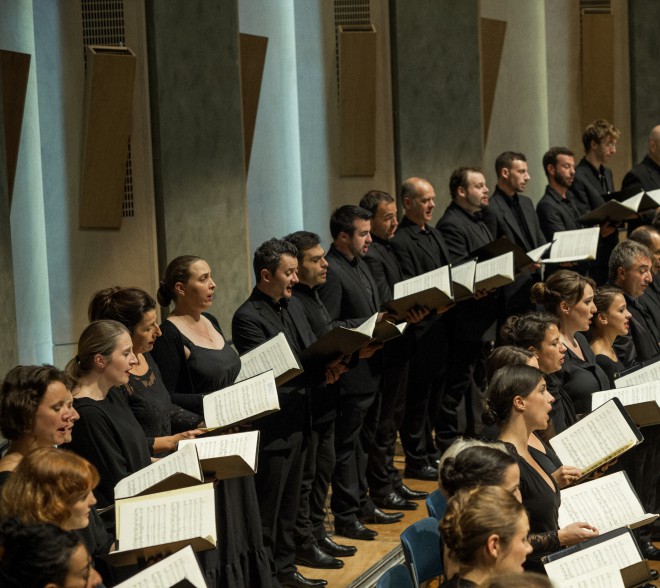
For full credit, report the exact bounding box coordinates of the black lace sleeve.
[528,530,560,554]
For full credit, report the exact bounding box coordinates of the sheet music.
[549,400,638,473]
[551,565,624,588]
[352,313,378,337]
[558,472,650,533]
[544,532,640,584]
[527,241,553,261]
[114,443,202,500]
[114,545,207,588]
[592,382,660,410]
[179,431,259,471]
[451,260,476,293]
[393,265,452,299]
[545,227,600,263]
[235,332,300,382]
[475,252,514,285]
[647,188,660,204]
[116,484,216,552]
[202,370,279,428]
[615,361,660,387]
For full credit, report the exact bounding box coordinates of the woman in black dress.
[439,485,532,587]
[531,270,610,414]
[483,364,599,572]
[589,286,631,387]
[64,320,152,509]
[88,287,202,456]
[150,255,272,587]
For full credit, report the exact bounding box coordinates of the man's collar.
[330,243,357,265]
[253,286,289,309]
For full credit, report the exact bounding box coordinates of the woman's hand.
[558,522,599,547]
[552,465,582,488]
[154,429,203,453]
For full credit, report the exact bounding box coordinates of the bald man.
[390,177,453,480]
[623,126,660,192]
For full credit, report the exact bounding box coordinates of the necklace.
[182,315,214,343]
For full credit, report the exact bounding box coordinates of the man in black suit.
[483,152,546,320]
[622,125,660,192]
[608,238,660,561]
[284,231,358,569]
[572,120,620,284]
[435,167,497,450]
[358,190,430,512]
[232,238,329,588]
[318,205,404,541]
[609,239,659,366]
[390,177,453,479]
[629,226,660,335]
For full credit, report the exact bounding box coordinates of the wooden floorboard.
[296,456,660,587]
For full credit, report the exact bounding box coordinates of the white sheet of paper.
[393,265,452,299]
[549,400,637,473]
[549,564,625,588]
[114,545,207,588]
[544,532,640,585]
[450,260,476,293]
[592,382,660,410]
[352,313,379,337]
[543,227,600,263]
[114,443,202,500]
[475,251,514,284]
[615,362,660,388]
[558,471,652,533]
[116,483,216,552]
[235,332,299,382]
[527,241,553,262]
[202,370,279,429]
[179,430,260,471]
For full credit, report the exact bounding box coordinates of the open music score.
[179,430,260,479]
[615,361,660,388]
[558,471,658,533]
[109,483,216,567]
[541,227,600,263]
[549,399,642,478]
[201,370,279,430]
[591,382,660,428]
[383,265,453,319]
[579,189,659,224]
[235,332,302,386]
[114,545,207,587]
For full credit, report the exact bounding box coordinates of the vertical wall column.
[0,0,53,366]
[628,0,660,163]
[390,0,482,215]
[147,0,250,333]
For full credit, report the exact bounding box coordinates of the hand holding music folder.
[451,252,515,301]
[579,189,660,224]
[541,227,600,264]
[470,235,552,272]
[234,332,303,386]
[549,398,643,481]
[382,265,453,320]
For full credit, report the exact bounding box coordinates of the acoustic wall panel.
[338,24,377,176]
[581,13,614,128]
[239,33,268,175]
[0,50,31,208]
[80,45,136,229]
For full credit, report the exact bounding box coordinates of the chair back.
[425,489,447,520]
[400,517,443,588]
[376,563,414,588]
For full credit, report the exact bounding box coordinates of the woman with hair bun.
[439,485,532,587]
[64,320,151,508]
[150,255,272,587]
[531,270,609,413]
[483,364,598,572]
[88,287,202,456]
[589,286,631,386]
[0,519,103,588]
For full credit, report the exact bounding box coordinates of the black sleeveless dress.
[151,314,272,587]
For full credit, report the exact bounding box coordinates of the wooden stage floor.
[297,456,660,588]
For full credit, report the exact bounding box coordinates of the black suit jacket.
[232,289,317,445]
[622,155,660,192]
[436,202,497,341]
[482,187,545,318]
[536,185,582,241]
[318,245,382,396]
[612,291,660,369]
[637,278,660,336]
[363,236,403,298]
[389,215,451,279]
[572,158,614,215]
[483,187,546,252]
